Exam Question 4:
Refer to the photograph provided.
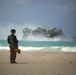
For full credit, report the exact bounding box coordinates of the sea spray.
[21,35,74,42]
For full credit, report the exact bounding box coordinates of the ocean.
[0,37,76,52]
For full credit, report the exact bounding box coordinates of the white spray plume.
[0,23,74,41]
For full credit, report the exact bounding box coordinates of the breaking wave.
[0,46,76,52]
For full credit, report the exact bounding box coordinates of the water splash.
[22,35,74,41]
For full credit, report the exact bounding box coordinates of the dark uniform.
[8,30,19,63]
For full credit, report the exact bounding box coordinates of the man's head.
[11,29,16,34]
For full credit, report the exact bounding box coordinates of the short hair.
[11,29,16,33]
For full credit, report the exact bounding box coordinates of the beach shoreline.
[0,50,76,75]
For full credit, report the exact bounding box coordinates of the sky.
[0,0,76,39]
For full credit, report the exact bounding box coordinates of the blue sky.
[0,0,76,39]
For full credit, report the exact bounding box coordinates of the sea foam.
[0,46,76,52]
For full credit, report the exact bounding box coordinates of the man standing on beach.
[7,29,19,63]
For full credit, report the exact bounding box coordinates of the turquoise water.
[0,39,76,47]
[19,41,76,47]
[0,37,76,52]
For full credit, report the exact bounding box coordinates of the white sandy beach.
[0,50,76,75]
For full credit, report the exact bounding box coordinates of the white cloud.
[54,2,76,12]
